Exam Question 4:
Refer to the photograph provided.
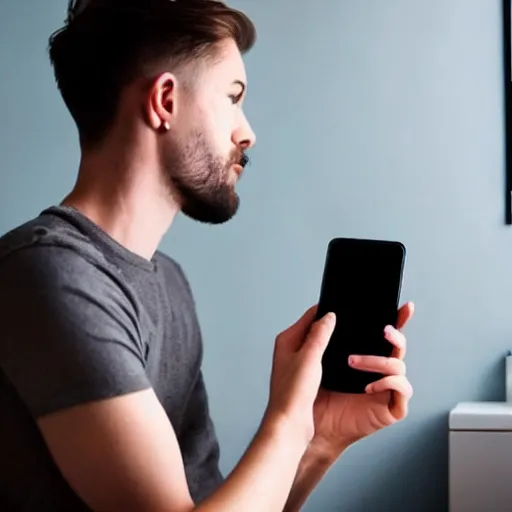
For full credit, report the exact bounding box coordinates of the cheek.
[195,94,237,155]
[211,109,236,153]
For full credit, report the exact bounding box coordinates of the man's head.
[48,0,257,224]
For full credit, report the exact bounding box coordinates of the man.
[0,0,414,510]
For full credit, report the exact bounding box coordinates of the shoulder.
[0,208,114,276]
[154,250,189,282]
[0,211,141,336]
[154,250,196,303]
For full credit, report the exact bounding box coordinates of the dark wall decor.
[503,0,512,224]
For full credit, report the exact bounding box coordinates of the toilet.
[449,402,512,511]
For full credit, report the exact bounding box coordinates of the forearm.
[196,417,307,512]
[283,440,348,512]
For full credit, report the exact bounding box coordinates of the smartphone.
[315,237,406,394]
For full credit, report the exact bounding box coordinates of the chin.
[182,193,240,225]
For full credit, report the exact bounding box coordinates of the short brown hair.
[48,0,256,149]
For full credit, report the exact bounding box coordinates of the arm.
[284,302,416,511]
[284,441,348,512]
[0,246,321,512]
[38,387,307,512]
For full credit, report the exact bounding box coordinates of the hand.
[264,306,336,449]
[310,302,415,458]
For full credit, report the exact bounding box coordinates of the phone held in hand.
[315,238,406,394]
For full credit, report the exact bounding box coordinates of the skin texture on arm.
[38,389,305,512]
[36,309,337,512]
[38,390,194,512]
[283,439,350,512]
[283,444,345,512]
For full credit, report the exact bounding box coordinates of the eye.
[229,93,242,104]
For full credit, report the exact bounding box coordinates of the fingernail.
[348,355,358,366]
[366,385,374,394]
[324,312,336,325]
[384,325,393,335]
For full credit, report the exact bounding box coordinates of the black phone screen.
[315,238,406,394]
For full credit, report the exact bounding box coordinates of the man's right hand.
[264,306,336,450]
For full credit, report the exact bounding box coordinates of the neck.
[62,139,180,261]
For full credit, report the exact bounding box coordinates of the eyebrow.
[233,80,246,95]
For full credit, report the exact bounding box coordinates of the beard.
[162,130,248,224]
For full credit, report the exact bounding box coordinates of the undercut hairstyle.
[48,0,256,148]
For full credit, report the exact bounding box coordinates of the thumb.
[303,312,336,358]
[276,305,318,354]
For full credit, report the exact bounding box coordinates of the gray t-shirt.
[0,205,223,510]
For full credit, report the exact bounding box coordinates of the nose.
[234,111,256,150]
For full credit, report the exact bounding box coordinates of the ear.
[145,72,177,132]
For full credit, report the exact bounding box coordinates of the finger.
[303,312,336,358]
[366,375,412,396]
[396,302,414,330]
[384,325,407,360]
[365,375,413,420]
[276,305,318,353]
[348,355,405,376]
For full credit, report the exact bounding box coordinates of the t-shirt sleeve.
[179,370,224,502]
[0,245,151,419]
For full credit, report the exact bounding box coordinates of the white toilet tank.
[449,402,512,512]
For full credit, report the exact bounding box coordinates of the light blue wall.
[1,1,510,510]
